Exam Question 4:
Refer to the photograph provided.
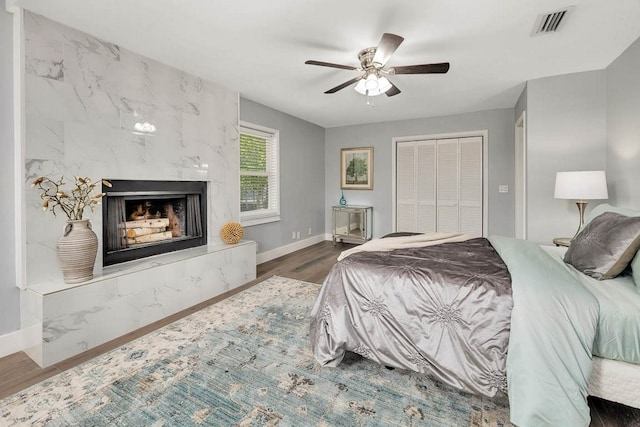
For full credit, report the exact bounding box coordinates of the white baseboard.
[257,234,330,265]
[0,328,23,358]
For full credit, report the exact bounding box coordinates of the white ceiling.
[9,0,640,128]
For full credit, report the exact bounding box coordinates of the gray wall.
[0,1,19,335]
[240,98,326,253]
[606,36,640,209]
[526,70,607,244]
[325,108,515,239]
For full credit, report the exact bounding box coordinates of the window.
[240,122,280,226]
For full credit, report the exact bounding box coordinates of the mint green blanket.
[543,245,640,364]
[489,236,599,427]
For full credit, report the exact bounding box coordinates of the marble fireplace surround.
[20,12,257,367]
[22,241,257,368]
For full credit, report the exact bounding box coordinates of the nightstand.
[553,237,572,247]
[331,205,373,245]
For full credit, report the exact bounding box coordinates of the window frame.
[239,121,280,227]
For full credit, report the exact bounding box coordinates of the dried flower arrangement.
[32,176,112,220]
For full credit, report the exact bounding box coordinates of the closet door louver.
[396,141,437,233]
[436,139,459,233]
[417,142,436,233]
[396,142,416,232]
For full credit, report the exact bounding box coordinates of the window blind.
[240,123,279,224]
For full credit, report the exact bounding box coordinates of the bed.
[543,244,640,409]
[309,204,640,426]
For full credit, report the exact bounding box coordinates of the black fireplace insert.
[102,180,207,266]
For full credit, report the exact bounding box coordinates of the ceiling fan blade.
[385,82,401,97]
[325,76,363,94]
[305,60,358,71]
[390,62,450,74]
[372,33,404,67]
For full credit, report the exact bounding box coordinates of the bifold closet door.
[395,141,436,233]
[395,142,416,232]
[436,139,459,233]
[395,136,482,236]
[416,142,436,233]
[459,136,483,236]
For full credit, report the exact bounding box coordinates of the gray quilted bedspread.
[309,237,513,397]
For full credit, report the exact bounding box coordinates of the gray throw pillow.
[564,212,640,280]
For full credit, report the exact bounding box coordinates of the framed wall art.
[340,147,373,190]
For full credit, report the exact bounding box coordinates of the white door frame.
[514,111,527,239]
[391,130,489,236]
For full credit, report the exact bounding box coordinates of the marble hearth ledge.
[21,241,256,367]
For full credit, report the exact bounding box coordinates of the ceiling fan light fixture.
[377,76,392,93]
[365,73,379,91]
[355,73,390,97]
[354,79,367,95]
[355,82,384,97]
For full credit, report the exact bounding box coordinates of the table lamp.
[554,170,608,237]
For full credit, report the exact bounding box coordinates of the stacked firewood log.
[123,218,173,245]
[122,204,181,245]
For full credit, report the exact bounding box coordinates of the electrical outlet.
[296,231,300,239]
[308,227,312,235]
[292,231,296,240]
[499,185,509,193]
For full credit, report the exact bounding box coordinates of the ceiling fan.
[305,33,450,98]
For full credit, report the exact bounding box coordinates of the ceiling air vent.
[531,6,574,36]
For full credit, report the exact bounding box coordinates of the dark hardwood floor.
[1,240,639,426]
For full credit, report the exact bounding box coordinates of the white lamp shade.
[554,170,608,200]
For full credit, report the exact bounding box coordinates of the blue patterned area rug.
[1,276,512,426]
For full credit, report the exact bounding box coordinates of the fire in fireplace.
[102,180,207,266]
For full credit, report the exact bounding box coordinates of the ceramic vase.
[57,219,98,284]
